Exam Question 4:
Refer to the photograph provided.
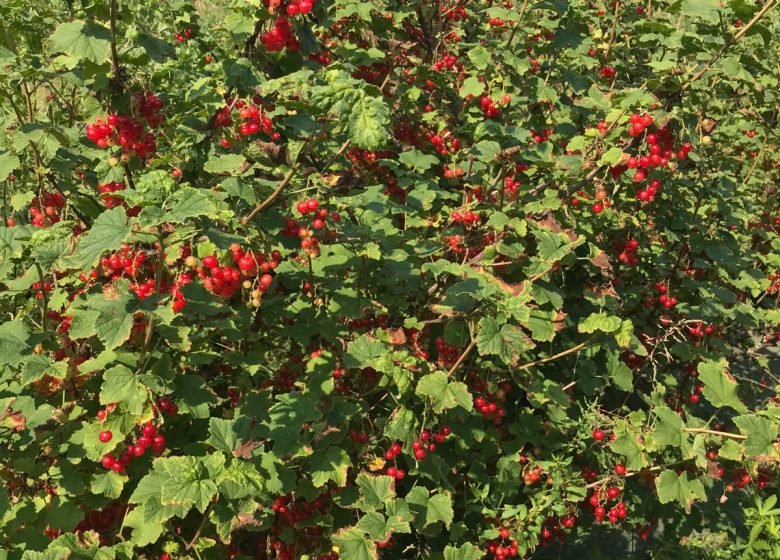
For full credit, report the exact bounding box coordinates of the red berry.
[592,429,605,441]
[99,430,113,443]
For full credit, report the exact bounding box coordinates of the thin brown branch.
[681,0,777,91]
[447,338,477,376]
[517,339,591,371]
[684,428,746,440]
[109,0,120,74]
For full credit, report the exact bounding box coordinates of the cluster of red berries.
[474,394,506,425]
[540,516,576,545]
[530,128,552,143]
[237,103,278,139]
[588,486,627,524]
[655,283,678,309]
[29,191,66,227]
[686,321,716,339]
[450,209,480,226]
[600,65,616,78]
[478,94,510,118]
[411,426,451,461]
[100,245,149,280]
[282,198,339,258]
[348,429,369,443]
[31,281,53,300]
[428,130,460,155]
[485,527,519,558]
[443,165,465,178]
[614,238,640,266]
[431,336,460,368]
[309,49,332,65]
[522,464,544,485]
[173,28,193,42]
[192,249,279,299]
[73,500,124,544]
[432,53,461,72]
[765,271,780,293]
[85,93,164,158]
[260,17,299,52]
[383,442,407,480]
[99,422,167,473]
[281,0,316,15]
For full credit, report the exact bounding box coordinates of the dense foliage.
[1,0,779,559]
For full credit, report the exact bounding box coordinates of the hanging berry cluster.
[85,92,164,158]
[98,416,169,474]
[282,198,340,258]
[260,17,300,52]
[173,28,193,42]
[189,246,282,302]
[588,485,628,524]
[29,191,65,227]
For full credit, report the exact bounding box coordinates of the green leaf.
[66,207,131,271]
[0,320,30,365]
[356,473,395,510]
[444,543,486,560]
[733,415,778,457]
[405,487,454,528]
[467,45,491,71]
[652,406,692,457]
[606,350,633,391]
[345,334,388,369]
[416,371,473,413]
[69,283,139,350]
[610,420,647,470]
[578,312,622,334]
[697,359,748,413]
[681,0,721,22]
[349,93,389,150]
[655,470,706,511]
[157,456,220,513]
[398,149,440,171]
[332,526,377,560]
[208,417,246,454]
[49,20,111,63]
[204,153,247,175]
[0,151,20,182]
[169,188,218,222]
[310,446,351,487]
[476,317,534,365]
[355,511,411,541]
[90,471,125,498]
[599,147,623,166]
[460,76,485,98]
[100,365,147,414]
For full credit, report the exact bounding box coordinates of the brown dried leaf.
[386,328,407,346]
[591,251,612,275]
[233,440,262,459]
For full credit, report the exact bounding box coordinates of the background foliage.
[1,0,779,559]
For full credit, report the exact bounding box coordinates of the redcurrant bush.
[0,1,779,560]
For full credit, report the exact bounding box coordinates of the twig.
[109,0,120,75]
[742,133,768,185]
[604,1,621,59]
[138,231,165,372]
[684,427,746,440]
[447,338,477,376]
[34,263,48,332]
[517,339,592,371]
[186,504,213,551]
[680,0,777,91]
